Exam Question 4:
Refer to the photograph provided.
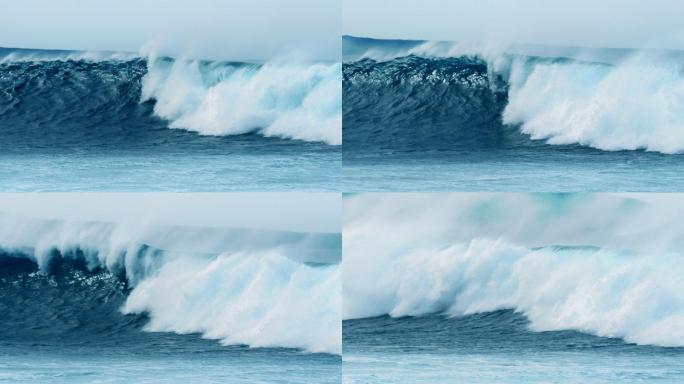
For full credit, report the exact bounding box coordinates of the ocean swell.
[344,238,684,348]
[0,47,341,146]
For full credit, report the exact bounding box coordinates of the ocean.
[344,312,684,383]
[342,36,684,192]
[0,210,342,383]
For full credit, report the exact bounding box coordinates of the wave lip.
[141,56,342,145]
[123,251,340,354]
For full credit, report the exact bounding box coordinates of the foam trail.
[141,55,341,145]
[344,193,684,347]
[0,214,341,354]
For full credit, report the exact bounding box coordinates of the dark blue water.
[0,50,340,191]
[0,255,340,383]
[343,311,684,383]
[342,36,684,192]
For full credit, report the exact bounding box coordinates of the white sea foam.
[141,55,341,145]
[346,38,684,154]
[344,193,684,347]
[123,251,340,354]
[503,53,684,153]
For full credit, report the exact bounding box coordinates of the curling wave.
[344,36,684,154]
[0,214,341,354]
[344,193,684,348]
[141,55,341,144]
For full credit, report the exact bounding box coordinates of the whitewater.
[1,47,341,145]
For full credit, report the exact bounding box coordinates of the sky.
[0,0,340,61]
[0,193,341,233]
[344,0,684,50]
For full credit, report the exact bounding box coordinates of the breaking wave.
[344,193,684,348]
[141,55,341,144]
[0,214,341,354]
[344,36,684,154]
[0,47,340,146]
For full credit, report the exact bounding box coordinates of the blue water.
[0,255,340,383]
[343,311,684,383]
[342,36,684,192]
[0,49,340,191]
[342,150,684,192]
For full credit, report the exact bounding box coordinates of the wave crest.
[344,36,684,154]
[0,47,139,64]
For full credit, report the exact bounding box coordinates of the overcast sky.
[0,0,340,61]
[344,0,684,50]
[0,193,340,233]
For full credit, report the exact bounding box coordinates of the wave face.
[344,56,516,151]
[343,36,684,154]
[0,48,340,150]
[344,193,684,348]
[0,215,341,354]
